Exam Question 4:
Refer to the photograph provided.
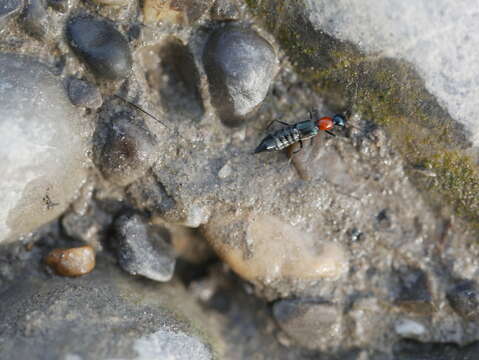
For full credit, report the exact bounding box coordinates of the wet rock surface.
[203,24,278,126]
[0,257,221,360]
[1,0,479,358]
[66,14,132,80]
[113,213,176,282]
[0,54,90,244]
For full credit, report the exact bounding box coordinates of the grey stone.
[0,53,90,244]
[114,213,176,282]
[67,77,102,109]
[304,0,479,146]
[203,24,278,127]
[66,14,132,80]
[0,258,218,360]
[273,299,343,351]
[93,112,158,186]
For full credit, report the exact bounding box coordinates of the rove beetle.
[254,111,347,154]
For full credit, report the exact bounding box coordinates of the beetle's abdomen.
[254,127,301,153]
[271,127,301,150]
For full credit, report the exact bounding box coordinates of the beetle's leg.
[326,130,336,137]
[292,139,303,154]
[309,108,319,120]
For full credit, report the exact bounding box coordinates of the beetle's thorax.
[317,117,334,131]
[295,120,319,139]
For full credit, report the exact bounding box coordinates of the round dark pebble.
[203,24,277,127]
[67,77,102,109]
[93,112,158,186]
[66,14,132,80]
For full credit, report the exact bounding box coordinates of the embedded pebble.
[20,0,50,39]
[67,77,102,109]
[390,266,433,314]
[211,214,348,282]
[114,213,176,282]
[93,114,158,186]
[0,0,22,28]
[203,24,278,126]
[446,280,479,320]
[0,54,90,244]
[273,299,343,351]
[66,14,132,80]
[45,246,96,277]
[394,319,427,338]
[217,162,232,178]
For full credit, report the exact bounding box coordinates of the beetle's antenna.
[114,95,187,141]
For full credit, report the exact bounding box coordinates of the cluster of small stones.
[1,0,479,359]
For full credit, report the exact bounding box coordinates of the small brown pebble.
[45,246,95,277]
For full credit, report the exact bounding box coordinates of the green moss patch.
[246,0,479,229]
